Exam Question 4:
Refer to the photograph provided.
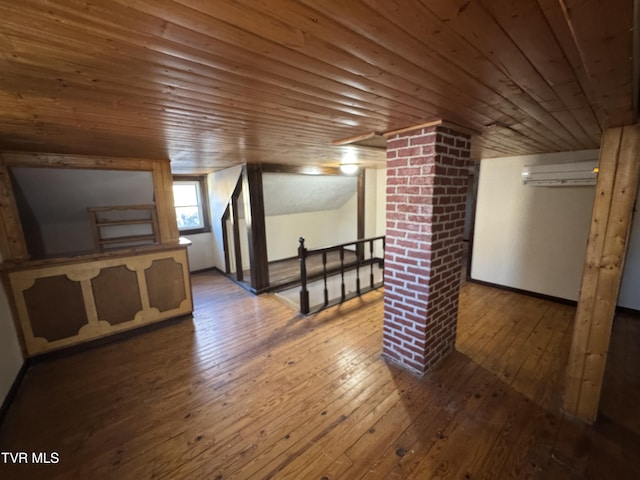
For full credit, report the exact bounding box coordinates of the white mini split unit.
[521,160,599,187]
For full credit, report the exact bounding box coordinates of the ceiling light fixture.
[340,163,359,175]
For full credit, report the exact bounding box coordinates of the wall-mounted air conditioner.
[521,160,599,187]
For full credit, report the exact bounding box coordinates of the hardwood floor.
[1,271,638,479]
[243,250,361,290]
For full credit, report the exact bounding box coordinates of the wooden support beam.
[151,160,180,244]
[221,205,231,274]
[0,162,29,261]
[382,119,479,138]
[260,163,342,176]
[564,124,640,423]
[230,183,243,282]
[242,164,270,292]
[356,169,365,260]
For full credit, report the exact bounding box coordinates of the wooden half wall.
[6,247,192,356]
[0,152,189,357]
[0,152,179,261]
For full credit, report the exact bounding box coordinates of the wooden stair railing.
[298,235,385,315]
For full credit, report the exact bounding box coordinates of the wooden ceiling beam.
[535,0,606,130]
[558,0,635,127]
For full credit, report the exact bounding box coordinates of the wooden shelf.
[99,234,158,245]
[95,219,155,227]
[88,205,160,252]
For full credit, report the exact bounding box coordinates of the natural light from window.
[173,181,204,230]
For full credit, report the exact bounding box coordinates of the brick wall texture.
[383,124,472,375]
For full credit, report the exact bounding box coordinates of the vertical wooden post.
[356,169,365,261]
[242,163,270,292]
[339,246,346,301]
[231,189,243,282]
[369,239,375,289]
[564,124,640,423]
[322,251,329,307]
[152,160,180,244]
[226,176,244,280]
[0,161,29,261]
[221,206,231,274]
[298,237,309,314]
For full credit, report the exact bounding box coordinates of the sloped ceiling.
[263,173,357,216]
[0,1,636,171]
[11,167,154,221]
[10,167,154,254]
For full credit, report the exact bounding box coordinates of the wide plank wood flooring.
[0,270,639,479]
[239,250,361,290]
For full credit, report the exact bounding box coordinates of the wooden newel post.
[298,237,310,314]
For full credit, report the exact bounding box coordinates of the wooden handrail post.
[339,246,346,301]
[322,251,329,307]
[355,239,361,295]
[369,238,375,289]
[298,237,310,314]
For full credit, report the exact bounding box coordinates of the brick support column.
[383,124,472,375]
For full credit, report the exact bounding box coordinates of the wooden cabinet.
[5,246,193,356]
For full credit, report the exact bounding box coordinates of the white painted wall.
[265,194,357,261]
[376,168,387,237]
[363,167,388,237]
[618,192,640,310]
[263,173,357,215]
[0,252,25,409]
[472,150,598,301]
[181,231,216,272]
[369,168,387,259]
[207,166,243,270]
[336,190,358,242]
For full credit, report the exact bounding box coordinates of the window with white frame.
[172,177,210,233]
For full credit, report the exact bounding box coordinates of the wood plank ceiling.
[0,0,636,172]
